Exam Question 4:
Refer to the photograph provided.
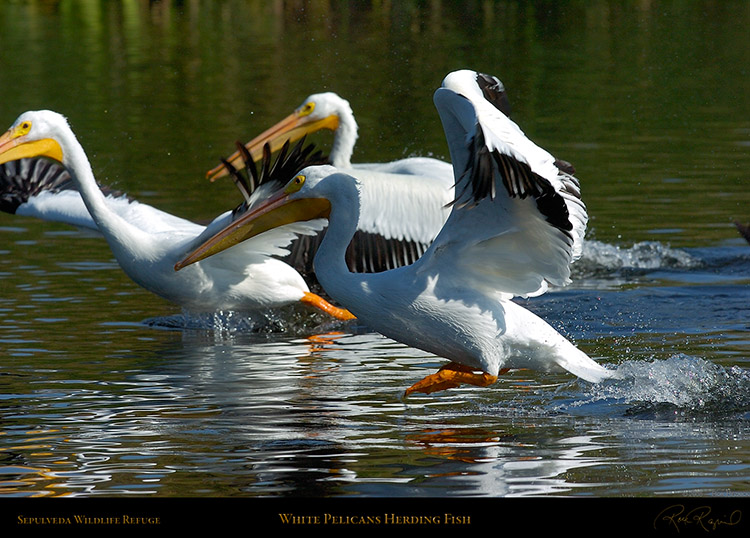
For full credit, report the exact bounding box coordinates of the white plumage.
[177,70,615,395]
[0,111,353,317]
[1,158,175,234]
[208,91,455,175]
[206,91,458,275]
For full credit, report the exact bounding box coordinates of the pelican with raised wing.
[177,70,614,395]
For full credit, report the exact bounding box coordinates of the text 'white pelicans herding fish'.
[0,112,354,319]
[176,69,616,395]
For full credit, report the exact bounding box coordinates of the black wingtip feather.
[1,158,74,214]
[452,127,575,235]
[476,72,512,118]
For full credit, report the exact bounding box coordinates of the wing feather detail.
[231,143,453,277]
[0,157,191,235]
[424,74,588,298]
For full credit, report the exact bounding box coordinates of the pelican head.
[207,92,358,181]
[177,165,347,270]
[0,111,67,166]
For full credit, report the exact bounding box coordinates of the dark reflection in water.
[3,322,748,497]
[1,1,749,499]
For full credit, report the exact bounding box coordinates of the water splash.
[141,306,344,336]
[143,310,285,333]
[575,239,698,275]
[562,355,750,420]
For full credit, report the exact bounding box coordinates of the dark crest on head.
[224,137,328,218]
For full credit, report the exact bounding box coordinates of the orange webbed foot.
[404,362,503,396]
[301,292,356,320]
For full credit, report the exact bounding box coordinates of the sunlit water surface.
[0,1,749,501]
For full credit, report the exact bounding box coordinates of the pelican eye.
[15,121,32,137]
[298,102,315,117]
[285,174,306,194]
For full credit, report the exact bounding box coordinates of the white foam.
[577,354,750,417]
[577,239,698,272]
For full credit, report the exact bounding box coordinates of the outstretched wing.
[421,70,587,299]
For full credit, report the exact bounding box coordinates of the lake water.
[0,0,749,530]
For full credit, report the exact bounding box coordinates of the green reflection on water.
[1,0,748,248]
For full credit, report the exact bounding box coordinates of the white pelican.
[177,70,615,395]
[206,91,469,178]
[215,146,454,276]
[207,91,466,274]
[0,111,354,319]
